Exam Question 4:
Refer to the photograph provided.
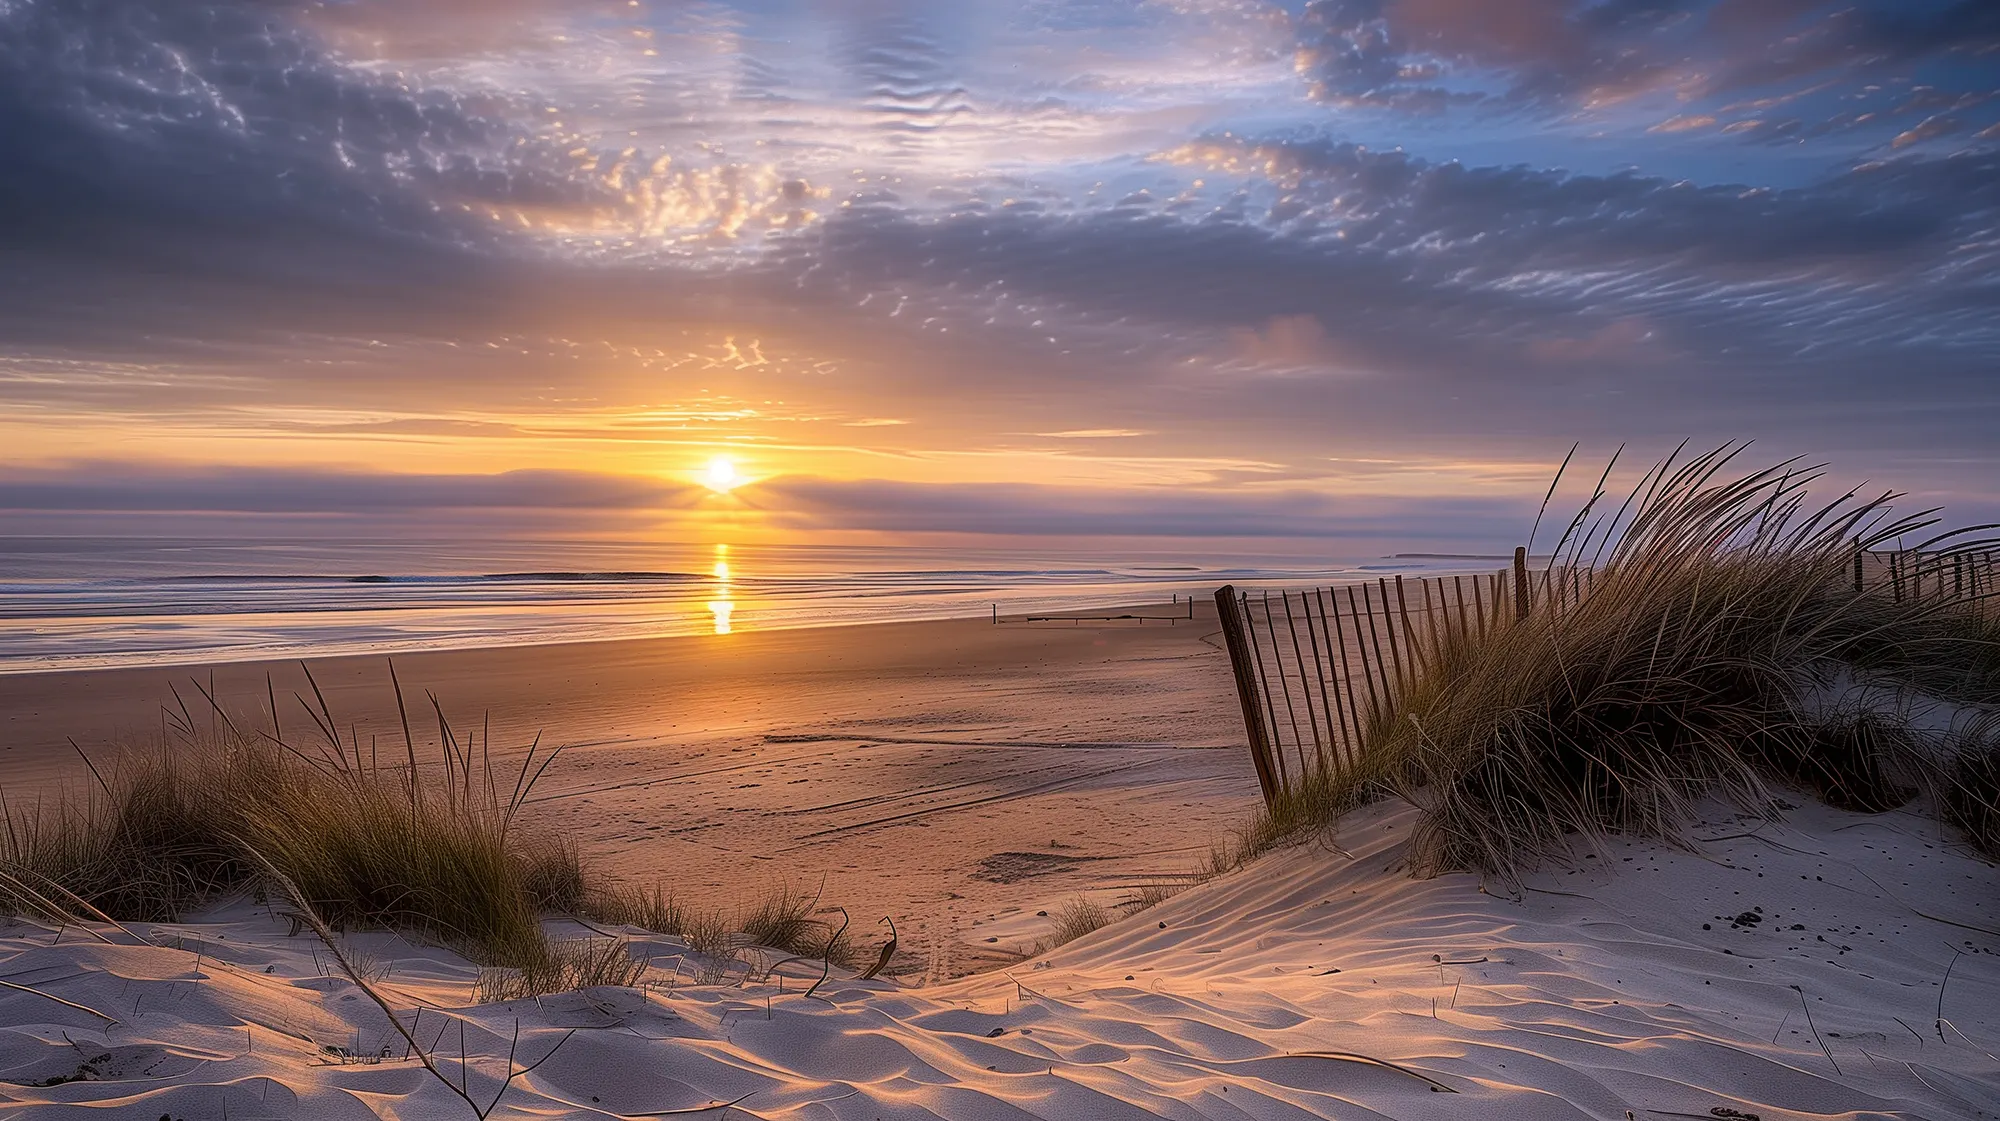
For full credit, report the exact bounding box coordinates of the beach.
[5,585,1999,1119]
[1,602,1258,977]
[4,796,1994,1118]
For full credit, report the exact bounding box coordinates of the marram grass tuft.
[1244,445,2000,882]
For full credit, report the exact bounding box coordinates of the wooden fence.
[1856,549,2000,604]
[1214,547,1999,808]
[1214,551,1597,807]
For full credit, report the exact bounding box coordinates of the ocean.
[0,537,1505,673]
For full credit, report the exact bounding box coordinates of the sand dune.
[5,797,1994,1119]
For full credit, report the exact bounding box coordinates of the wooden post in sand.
[1394,575,1422,679]
[1349,583,1387,729]
[1378,578,1408,701]
[1215,586,1278,806]
[1421,578,1446,663]
[1513,547,1531,623]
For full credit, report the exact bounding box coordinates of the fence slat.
[1281,592,1325,778]
[1395,575,1423,680]
[1323,587,1365,760]
[1350,583,1387,729]
[1212,585,1277,805]
[1513,548,1530,622]
[1471,571,1487,637]
[1243,591,1287,795]
[1421,577,1445,666]
[1257,592,1299,791]
[1301,590,1345,768]
[1378,578,1407,702]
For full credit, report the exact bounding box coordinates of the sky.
[1,0,1996,552]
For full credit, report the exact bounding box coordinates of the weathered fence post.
[1513,547,1531,622]
[1378,578,1408,699]
[1471,572,1487,638]
[1215,586,1278,806]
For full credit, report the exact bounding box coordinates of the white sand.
[5,797,1995,1119]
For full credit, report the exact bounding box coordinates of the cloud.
[1034,429,1152,439]
[0,462,1545,546]
[0,463,692,520]
[1291,0,2000,146]
[1,0,1997,530]
[1893,114,1965,149]
[753,476,1535,542]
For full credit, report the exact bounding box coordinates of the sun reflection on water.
[707,544,734,634]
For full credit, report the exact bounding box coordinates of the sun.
[701,455,742,493]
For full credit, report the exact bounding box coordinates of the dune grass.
[474,936,651,1003]
[1,670,579,976]
[1940,713,2000,859]
[1227,445,2000,881]
[1033,895,1116,952]
[588,883,732,957]
[586,879,859,968]
[0,664,868,995]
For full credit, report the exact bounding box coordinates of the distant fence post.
[1215,585,1278,806]
[1513,547,1531,622]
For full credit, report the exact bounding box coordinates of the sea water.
[0,537,1504,672]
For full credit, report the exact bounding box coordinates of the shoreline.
[0,595,1218,678]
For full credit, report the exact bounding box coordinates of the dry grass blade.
[0,862,142,945]
[0,977,119,1024]
[1282,1051,1459,1093]
[856,916,897,981]
[629,1091,758,1116]
[1197,1050,1457,1092]
[248,847,572,1120]
[1792,985,1840,1075]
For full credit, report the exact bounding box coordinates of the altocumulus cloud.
[0,465,1539,545]
[0,460,696,520]
[752,477,1533,543]
[1,0,1998,531]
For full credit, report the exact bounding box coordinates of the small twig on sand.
[857,916,897,981]
[1939,1019,1999,1063]
[801,907,849,1002]
[1002,972,1077,1007]
[1893,1016,1923,1045]
[1936,949,1961,1043]
[1267,1052,1457,1093]
[0,978,118,1024]
[1792,985,1840,1076]
[247,848,571,1119]
[631,1091,758,1116]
